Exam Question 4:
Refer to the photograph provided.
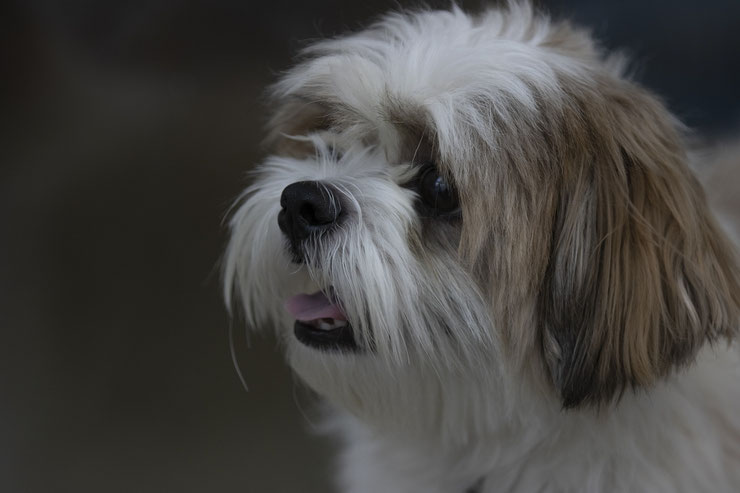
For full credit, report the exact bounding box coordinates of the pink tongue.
[284,291,346,322]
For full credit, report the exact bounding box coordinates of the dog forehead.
[285,15,533,107]
[273,7,597,167]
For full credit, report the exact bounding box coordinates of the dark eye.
[418,165,460,216]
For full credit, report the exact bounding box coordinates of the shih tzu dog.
[223,3,740,492]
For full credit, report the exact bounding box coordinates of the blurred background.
[2,1,739,491]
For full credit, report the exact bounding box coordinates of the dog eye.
[418,165,460,215]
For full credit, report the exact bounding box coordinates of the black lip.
[294,320,358,352]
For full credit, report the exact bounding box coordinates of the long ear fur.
[539,78,740,408]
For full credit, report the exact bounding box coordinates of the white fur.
[224,4,740,492]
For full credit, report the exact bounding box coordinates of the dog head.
[223,4,740,422]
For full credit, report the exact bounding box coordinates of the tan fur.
[453,50,740,408]
[264,99,330,156]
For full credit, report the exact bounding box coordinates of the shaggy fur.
[224,3,740,492]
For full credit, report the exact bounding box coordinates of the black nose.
[278,181,342,244]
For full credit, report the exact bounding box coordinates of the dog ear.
[538,81,740,408]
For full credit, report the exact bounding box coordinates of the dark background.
[2,1,739,492]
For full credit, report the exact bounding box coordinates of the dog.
[223,3,740,492]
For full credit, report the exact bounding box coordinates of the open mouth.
[285,290,358,351]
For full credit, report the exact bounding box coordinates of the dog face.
[224,4,740,419]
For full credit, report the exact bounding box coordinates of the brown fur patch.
[543,76,740,407]
[454,59,740,408]
[264,99,331,156]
